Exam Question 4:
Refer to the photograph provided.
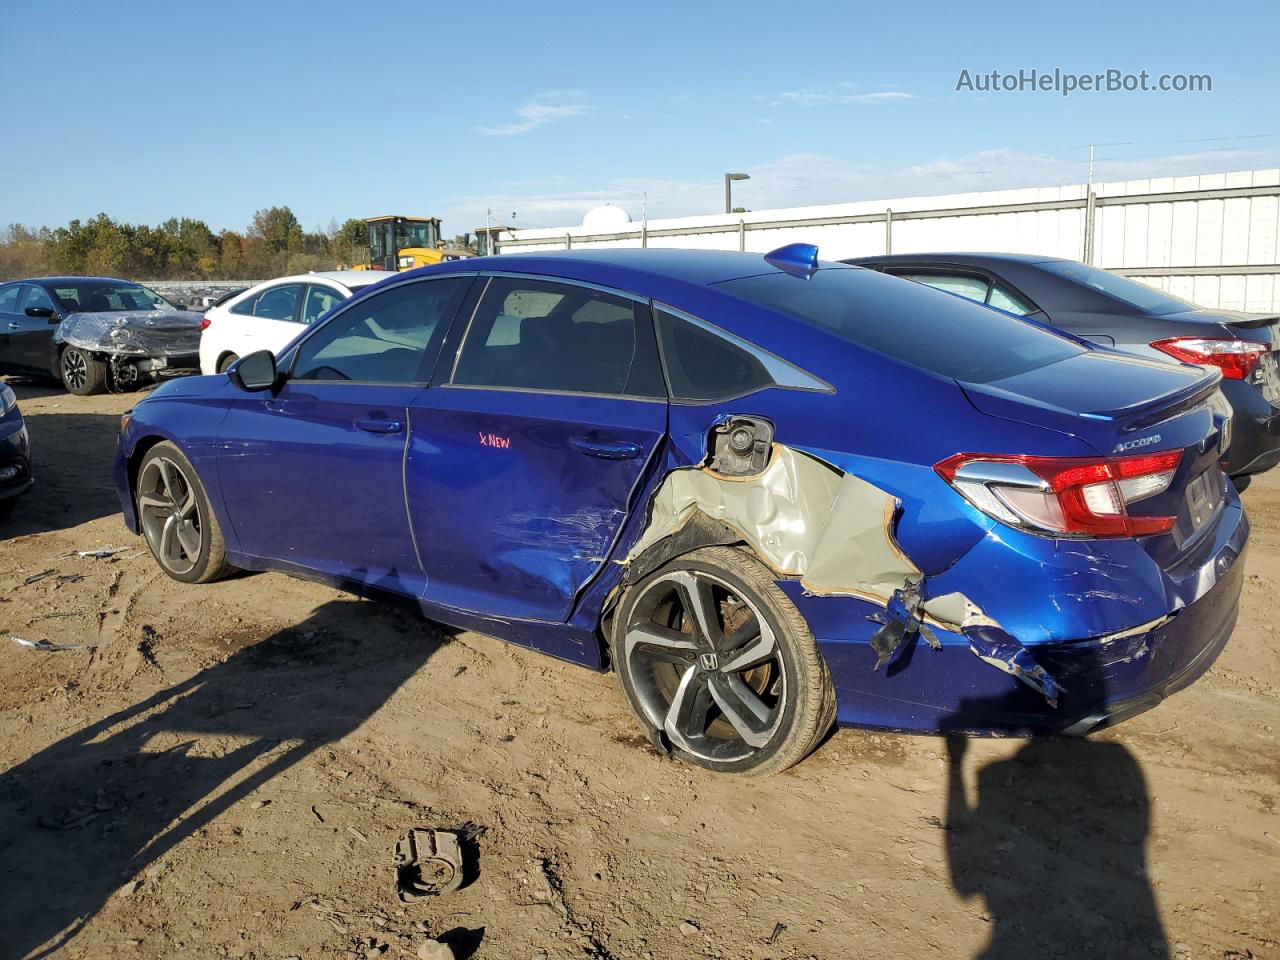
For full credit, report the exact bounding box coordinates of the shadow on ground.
[0,594,443,959]
[942,647,1168,960]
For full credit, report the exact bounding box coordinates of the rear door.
[406,275,668,622]
[215,275,472,597]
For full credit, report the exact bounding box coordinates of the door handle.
[7,322,18,329]
[569,436,643,460]
[355,417,404,434]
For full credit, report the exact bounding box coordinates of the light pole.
[725,172,749,214]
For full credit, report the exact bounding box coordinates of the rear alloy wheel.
[612,546,835,775]
[60,347,108,396]
[136,441,233,583]
[217,353,240,374]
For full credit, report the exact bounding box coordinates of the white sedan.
[198,271,385,375]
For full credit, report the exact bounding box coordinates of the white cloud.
[477,95,590,136]
[769,89,915,106]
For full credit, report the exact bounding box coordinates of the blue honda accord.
[114,246,1247,774]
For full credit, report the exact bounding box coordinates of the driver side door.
[214,275,474,598]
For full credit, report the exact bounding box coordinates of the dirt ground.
[0,376,1276,960]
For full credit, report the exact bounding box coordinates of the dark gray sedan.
[845,253,1280,484]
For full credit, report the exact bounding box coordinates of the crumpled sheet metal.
[627,444,1064,704]
[627,444,925,606]
[54,310,202,358]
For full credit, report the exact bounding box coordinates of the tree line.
[0,207,371,282]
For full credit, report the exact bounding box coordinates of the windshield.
[1038,260,1195,315]
[396,220,438,250]
[718,267,1084,384]
[52,282,173,313]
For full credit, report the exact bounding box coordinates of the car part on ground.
[116,248,1250,774]
[394,829,465,902]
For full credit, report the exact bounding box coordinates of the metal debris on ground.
[11,636,89,652]
[394,829,465,902]
[22,570,56,586]
[77,547,128,558]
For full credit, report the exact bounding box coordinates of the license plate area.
[1172,466,1225,549]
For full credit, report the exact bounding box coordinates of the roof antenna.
[764,242,820,278]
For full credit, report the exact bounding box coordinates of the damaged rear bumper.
[787,519,1245,735]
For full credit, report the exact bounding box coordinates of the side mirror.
[25,306,55,319]
[227,350,279,392]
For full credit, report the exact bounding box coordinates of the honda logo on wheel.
[699,653,719,671]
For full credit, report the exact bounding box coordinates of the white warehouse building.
[495,168,1280,313]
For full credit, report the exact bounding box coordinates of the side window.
[988,283,1036,316]
[292,277,469,383]
[452,277,664,397]
[229,292,258,316]
[0,285,21,313]
[896,272,991,305]
[254,284,301,321]
[301,285,347,325]
[18,285,56,312]
[656,310,778,401]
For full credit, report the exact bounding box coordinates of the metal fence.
[496,169,1280,312]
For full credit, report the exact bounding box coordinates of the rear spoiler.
[1224,314,1279,330]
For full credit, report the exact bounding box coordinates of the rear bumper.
[796,501,1249,736]
[1221,378,1280,476]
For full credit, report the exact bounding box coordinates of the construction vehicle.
[357,216,474,271]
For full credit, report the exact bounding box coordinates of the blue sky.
[2,0,1278,237]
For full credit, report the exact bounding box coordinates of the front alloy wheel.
[612,546,835,775]
[135,441,232,583]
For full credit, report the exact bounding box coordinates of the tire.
[60,347,108,396]
[217,353,240,374]
[135,441,233,584]
[611,545,836,775]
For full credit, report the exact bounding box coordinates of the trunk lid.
[960,349,1231,565]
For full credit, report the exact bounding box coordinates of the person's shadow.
[0,584,442,959]
[941,644,1169,960]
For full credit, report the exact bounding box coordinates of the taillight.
[935,450,1182,538]
[1150,337,1267,380]
[199,316,211,330]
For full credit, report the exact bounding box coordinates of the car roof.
[16,276,137,285]
[844,252,1068,267]
[407,249,857,294]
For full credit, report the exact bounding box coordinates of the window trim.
[282,273,477,387]
[442,273,666,402]
[653,302,835,405]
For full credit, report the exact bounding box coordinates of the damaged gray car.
[0,276,203,395]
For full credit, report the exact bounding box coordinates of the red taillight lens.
[1150,337,1266,380]
[935,450,1183,538]
[199,316,211,330]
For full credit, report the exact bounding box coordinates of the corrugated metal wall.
[497,168,1280,312]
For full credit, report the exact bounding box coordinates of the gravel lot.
[1,377,1277,960]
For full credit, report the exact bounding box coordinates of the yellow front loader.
[356,216,474,272]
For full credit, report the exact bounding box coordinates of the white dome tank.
[582,204,632,230]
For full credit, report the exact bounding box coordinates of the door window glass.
[17,285,56,312]
[0,285,21,313]
[897,272,991,304]
[253,284,301,321]
[302,285,347,325]
[292,277,469,383]
[229,292,258,315]
[453,277,664,397]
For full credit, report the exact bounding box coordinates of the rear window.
[718,268,1083,383]
[1037,260,1194,315]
